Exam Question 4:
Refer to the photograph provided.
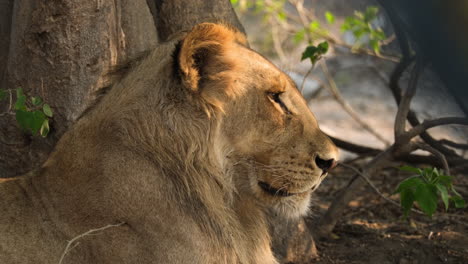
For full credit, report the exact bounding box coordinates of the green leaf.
[394,176,424,194]
[43,104,53,117]
[30,110,46,134]
[15,109,34,132]
[371,29,386,40]
[15,88,27,111]
[31,96,42,106]
[364,6,379,22]
[317,41,329,54]
[451,195,466,208]
[399,166,422,175]
[437,175,452,186]
[369,39,379,53]
[301,45,318,61]
[400,188,415,217]
[0,89,6,101]
[40,119,50,137]
[230,0,238,4]
[414,183,438,217]
[293,30,305,44]
[277,11,287,21]
[325,11,335,24]
[309,21,321,32]
[435,183,449,210]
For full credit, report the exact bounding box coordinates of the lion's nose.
[315,156,337,173]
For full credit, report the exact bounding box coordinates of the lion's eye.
[268,92,291,114]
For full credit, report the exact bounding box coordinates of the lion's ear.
[178,23,245,92]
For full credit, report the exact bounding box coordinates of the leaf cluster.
[301,41,329,65]
[341,6,386,53]
[14,88,53,137]
[395,166,466,218]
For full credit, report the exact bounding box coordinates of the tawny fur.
[0,23,338,264]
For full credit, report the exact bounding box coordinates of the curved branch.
[439,139,468,150]
[405,117,468,140]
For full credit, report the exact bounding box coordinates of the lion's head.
[177,23,339,218]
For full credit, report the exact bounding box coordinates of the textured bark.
[151,0,245,41]
[0,0,157,177]
[0,0,13,89]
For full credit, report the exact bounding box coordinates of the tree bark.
[149,0,245,41]
[1,0,157,177]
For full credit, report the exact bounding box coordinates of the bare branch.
[59,222,125,264]
[329,135,381,156]
[439,139,468,150]
[320,61,391,146]
[413,142,450,175]
[405,117,468,140]
[394,59,423,139]
[300,66,314,94]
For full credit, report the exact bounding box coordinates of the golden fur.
[0,23,338,263]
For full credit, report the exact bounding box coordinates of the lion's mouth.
[258,181,295,197]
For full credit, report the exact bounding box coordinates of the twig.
[300,66,316,94]
[320,60,391,146]
[413,142,450,175]
[58,222,125,264]
[339,163,400,207]
[270,19,287,63]
[338,163,425,215]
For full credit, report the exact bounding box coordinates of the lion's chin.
[255,183,313,219]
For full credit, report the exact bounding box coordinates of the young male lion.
[0,23,338,263]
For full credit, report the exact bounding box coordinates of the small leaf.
[31,110,46,134]
[301,45,318,61]
[15,88,27,111]
[293,30,305,44]
[369,39,379,53]
[309,21,320,32]
[364,6,379,22]
[31,96,42,106]
[394,176,424,194]
[40,119,50,137]
[43,104,53,117]
[435,183,449,210]
[414,183,438,217]
[451,195,466,208]
[15,109,34,132]
[399,166,422,175]
[230,0,238,5]
[437,175,452,186]
[277,11,287,22]
[325,11,335,24]
[400,188,415,217]
[317,41,329,54]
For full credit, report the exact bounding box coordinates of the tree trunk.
[149,0,245,41]
[1,0,157,177]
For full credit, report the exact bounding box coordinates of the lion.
[0,23,338,263]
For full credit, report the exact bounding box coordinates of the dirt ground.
[305,165,468,264]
